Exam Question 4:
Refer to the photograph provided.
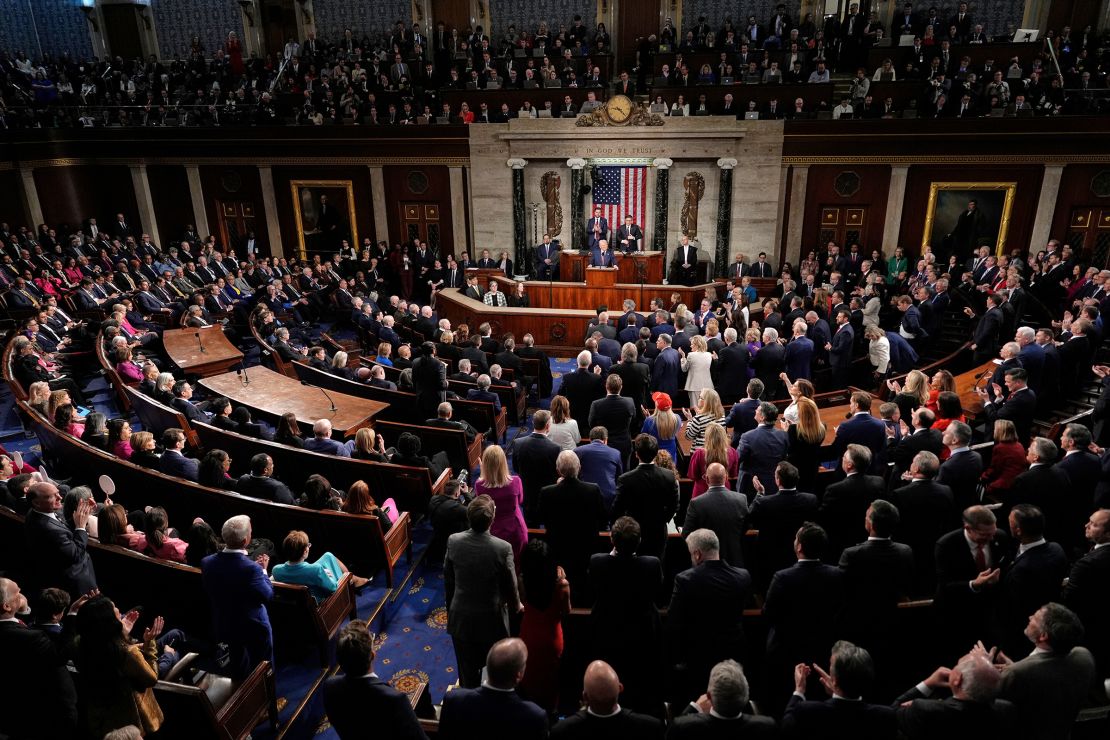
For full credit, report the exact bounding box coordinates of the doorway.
[217,201,258,255]
[260,0,298,57]
[617,0,659,82]
[102,4,144,59]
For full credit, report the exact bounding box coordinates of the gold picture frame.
[922,181,1017,256]
[289,179,358,260]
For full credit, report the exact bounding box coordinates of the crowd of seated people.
[2,5,1107,127]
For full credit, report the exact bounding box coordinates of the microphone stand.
[195,330,206,353]
[301,380,337,412]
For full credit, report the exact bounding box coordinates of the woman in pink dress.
[226,31,244,77]
[473,445,527,560]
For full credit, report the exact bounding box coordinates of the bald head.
[706,462,728,487]
[582,660,622,713]
[485,637,528,689]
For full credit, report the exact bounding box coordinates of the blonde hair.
[479,445,511,488]
[28,381,50,406]
[131,431,154,451]
[794,397,826,445]
[698,388,725,419]
[377,342,391,357]
[47,390,70,418]
[745,328,761,343]
[652,406,679,439]
[702,423,730,469]
[353,427,376,456]
[902,369,931,406]
[993,419,1018,443]
[690,335,708,352]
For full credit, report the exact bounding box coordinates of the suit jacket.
[561,368,606,424]
[982,387,1036,444]
[725,397,760,446]
[752,341,786,399]
[783,694,897,740]
[895,689,1015,738]
[586,217,609,248]
[550,707,663,739]
[236,473,296,505]
[25,509,97,597]
[1062,545,1110,669]
[201,551,274,677]
[172,397,208,426]
[612,359,651,411]
[668,709,777,739]
[324,673,427,740]
[589,551,663,660]
[612,463,678,557]
[934,528,1012,643]
[667,560,752,677]
[590,247,616,268]
[889,428,945,477]
[763,558,846,666]
[784,336,814,380]
[891,479,956,593]
[439,685,546,740]
[998,648,1097,740]
[936,449,984,511]
[511,433,561,520]
[0,620,78,738]
[573,441,624,507]
[839,538,916,626]
[588,395,635,452]
[999,542,1068,652]
[412,354,449,417]
[304,437,352,457]
[737,424,790,495]
[830,323,855,367]
[715,343,750,402]
[539,477,608,577]
[832,413,888,473]
[1006,464,1072,545]
[683,486,750,567]
[819,473,886,557]
[444,529,519,643]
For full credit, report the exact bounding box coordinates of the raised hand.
[142,615,164,643]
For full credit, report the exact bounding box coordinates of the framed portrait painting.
[290,180,358,259]
[922,182,1017,257]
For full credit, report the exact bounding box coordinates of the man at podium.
[590,239,617,268]
[586,207,609,251]
[616,214,644,253]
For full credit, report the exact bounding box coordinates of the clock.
[605,95,634,125]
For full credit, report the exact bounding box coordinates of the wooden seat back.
[155,659,277,740]
[374,419,482,475]
[95,332,137,413]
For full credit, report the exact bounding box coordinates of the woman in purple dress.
[474,445,527,561]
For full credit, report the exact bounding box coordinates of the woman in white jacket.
[681,334,715,407]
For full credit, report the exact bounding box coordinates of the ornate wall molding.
[17,156,471,169]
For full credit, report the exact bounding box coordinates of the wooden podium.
[464,267,508,290]
[585,266,618,287]
[562,251,664,283]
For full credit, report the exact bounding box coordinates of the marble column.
[185,166,210,240]
[882,165,910,251]
[258,166,285,258]
[508,158,527,276]
[568,158,586,250]
[1029,164,1064,255]
[367,166,389,244]
[784,165,809,267]
[715,158,737,278]
[652,158,673,260]
[448,166,468,256]
[129,165,161,245]
[18,166,43,230]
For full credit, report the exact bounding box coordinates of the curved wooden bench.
[249,322,298,379]
[155,657,277,740]
[95,331,138,413]
[23,403,410,586]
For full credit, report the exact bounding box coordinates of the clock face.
[607,95,633,123]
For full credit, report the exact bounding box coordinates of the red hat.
[652,391,672,411]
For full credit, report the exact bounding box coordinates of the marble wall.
[1,0,93,61]
[682,1,801,30]
[151,0,242,60]
[312,0,412,42]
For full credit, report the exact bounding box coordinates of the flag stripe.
[592,165,647,240]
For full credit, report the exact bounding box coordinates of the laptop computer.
[720,76,734,85]
[744,111,760,119]
[537,109,553,118]
[485,80,501,90]
[435,116,450,124]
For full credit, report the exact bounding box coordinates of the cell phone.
[76,406,92,417]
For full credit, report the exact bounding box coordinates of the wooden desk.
[163,327,243,377]
[464,268,509,290]
[562,251,664,284]
[199,366,388,436]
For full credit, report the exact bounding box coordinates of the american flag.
[592,165,647,236]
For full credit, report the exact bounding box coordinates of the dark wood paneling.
[198,165,266,250]
[898,165,1044,259]
[1051,164,1110,238]
[801,165,892,257]
[431,0,470,31]
[33,165,139,236]
[382,165,454,253]
[270,166,374,258]
[0,171,26,229]
[147,165,196,250]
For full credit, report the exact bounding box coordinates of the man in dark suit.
[724,379,762,446]
[748,461,820,589]
[588,374,636,465]
[590,240,617,268]
[783,642,897,738]
[24,482,96,598]
[669,659,777,739]
[1057,424,1101,525]
[763,523,847,709]
[573,428,624,511]
[534,234,560,279]
[715,329,750,404]
[444,497,521,690]
[439,638,546,739]
[978,367,1036,444]
[651,334,682,397]
[540,451,608,600]
[1062,508,1110,678]
[934,505,1012,657]
[324,620,427,740]
[894,654,1014,737]
[890,451,957,596]
[820,444,886,560]
[615,215,644,253]
[683,463,750,568]
[612,434,678,558]
[511,410,561,524]
[236,453,297,505]
[967,293,1004,363]
[550,660,664,739]
[888,408,945,479]
[611,343,650,431]
[586,208,609,251]
[201,515,274,680]
[1006,438,1072,547]
[996,505,1069,657]
[412,341,449,419]
[667,528,752,704]
[561,350,606,424]
[828,309,855,386]
[737,402,790,495]
[831,391,888,473]
[0,577,79,739]
[936,421,984,512]
[671,235,700,285]
[839,501,916,662]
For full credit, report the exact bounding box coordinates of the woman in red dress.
[226,31,244,77]
[517,540,570,715]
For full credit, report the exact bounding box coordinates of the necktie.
[974,544,987,571]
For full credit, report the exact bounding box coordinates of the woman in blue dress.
[272,530,371,601]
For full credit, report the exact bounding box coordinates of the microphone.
[194,330,206,353]
[301,380,337,412]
